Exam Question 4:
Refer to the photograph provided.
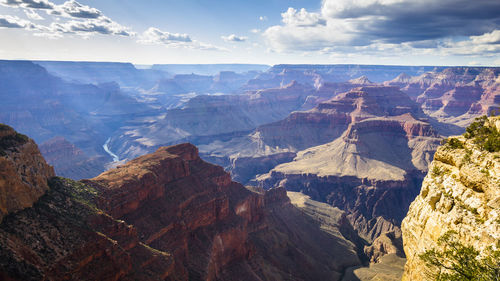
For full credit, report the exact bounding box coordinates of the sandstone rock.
[401,116,500,280]
[386,67,500,127]
[0,124,54,223]
[256,86,442,242]
[0,135,363,280]
[0,177,174,281]
[85,143,362,280]
[39,136,107,180]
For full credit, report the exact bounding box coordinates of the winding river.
[103,137,120,162]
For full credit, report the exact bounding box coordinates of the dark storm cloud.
[326,0,500,44]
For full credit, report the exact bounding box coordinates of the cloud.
[263,0,500,58]
[1,0,54,9]
[221,34,247,42]
[138,27,191,44]
[259,16,267,21]
[51,0,102,19]
[0,14,37,28]
[470,30,500,45]
[0,0,134,38]
[24,9,43,20]
[281,7,326,27]
[50,18,134,36]
[138,27,226,51]
[250,28,260,33]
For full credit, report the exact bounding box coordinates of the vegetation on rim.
[419,231,500,281]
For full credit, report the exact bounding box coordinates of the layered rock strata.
[0,131,363,280]
[257,86,442,241]
[0,124,54,222]
[85,143,362,280]
[401,116,500,280]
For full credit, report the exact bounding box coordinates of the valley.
[0,60,498,280]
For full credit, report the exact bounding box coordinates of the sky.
[0,0,499,66]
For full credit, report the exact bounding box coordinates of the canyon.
[0,60,498,280]
[0,126,364,280]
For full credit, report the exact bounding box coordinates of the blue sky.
[0,0,499,66]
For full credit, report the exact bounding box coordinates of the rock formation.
[0,124,54,223]
[401,116,500,280]
[386,67,500,127]
[257,86,442,241]
[39,136,107,180]
[0,125,363,280]
[85,143,361,280]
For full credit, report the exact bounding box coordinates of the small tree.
[419,231,500,280]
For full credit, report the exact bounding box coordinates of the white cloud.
[1,0,54,9]
[470,30,500,45]
[138,27,226,51]
[51,0,102,19]
[24,9,43,20]
[250,28,260,34]
[281,7,325,27]
[138,27,191,44]
[1,0,134,38]
[51,17,134,36]
[221,34,247,42]
[0,14,37,28]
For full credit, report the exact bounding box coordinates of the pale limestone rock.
[401,116,500,280]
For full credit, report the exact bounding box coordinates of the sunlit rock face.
[257,86,443,241]
[86,143,362,280]
[385,67,500,127]
[0,132,363,280]
[401,117,500,280]
[0,124,54,223]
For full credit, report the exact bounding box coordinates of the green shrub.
[420,231,500,280]
[464,116,500,152]
[446,138,465,149]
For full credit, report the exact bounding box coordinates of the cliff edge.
[401,116,500,280]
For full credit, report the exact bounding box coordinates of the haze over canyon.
[0,59,498,280]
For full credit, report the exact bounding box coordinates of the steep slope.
[0,60,161,178]
[0,177,175,281]
[256,86,442,241]
[401,116,500,280]
[85,143,361,280]
[0,124,175,280]
[198,85,412,184]
[0,126,363,280]
[385,67,500,127]
[39,137,107,180]
[243,64,440,90]
[0,124,54,223]
[110,81,316,161]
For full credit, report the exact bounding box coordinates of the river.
[103,137,120,162]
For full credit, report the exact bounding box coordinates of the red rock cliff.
[0,124,54,222]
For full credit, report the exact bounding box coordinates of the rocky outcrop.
[39,137,107,180]
[401,116,500,280]
[85,143,362,280]
[0,132,363,280]
[0,124,54,223]
[386,67,500,127]
[0,177,174,281]
[111,81,316,161]
[256,86,426,151]
[256,87,442,241]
